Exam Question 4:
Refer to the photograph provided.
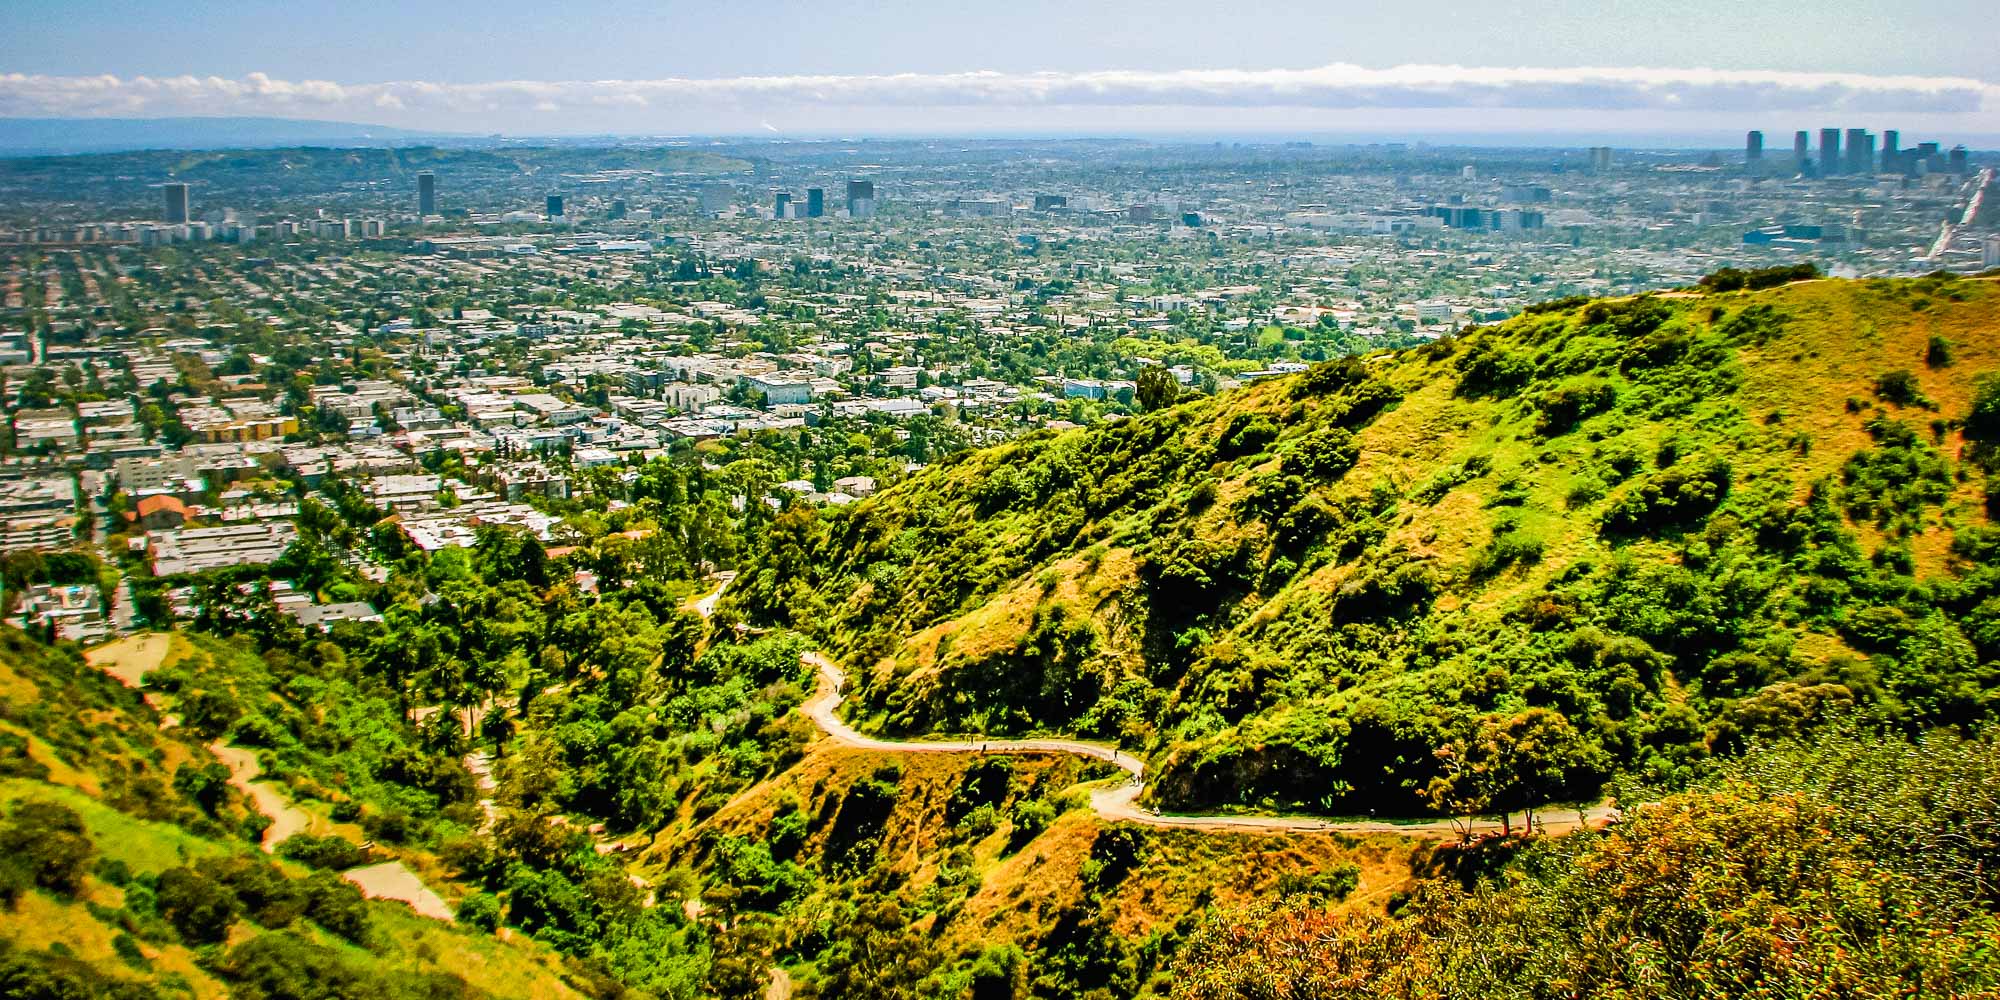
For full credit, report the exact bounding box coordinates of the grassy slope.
[0,629,586,998]
[735,275,2000,815]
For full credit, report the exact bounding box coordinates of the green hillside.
[732,272,2000,818]
[0,628,588,999]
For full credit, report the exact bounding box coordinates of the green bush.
[200,855,306,928]
[1873,369,1933,408]
[1698,262,1820,292]
[0,800,93,903]
[303,870,371,944]
[172,761,232,816]
[1453,341,1533,397]
[1966,374,2000,444]
[154,866,240,945]
[458,891,501,932]
[1282,427,1359,479]
[1216,413,1280,460]
[1601,459,1731,534]
[276,834,372,871]
[1532,380,1618,436]
[1927,335,1953,367]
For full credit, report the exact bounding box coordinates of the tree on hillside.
[1136,365,1180,411]
[1427,709,1605,834]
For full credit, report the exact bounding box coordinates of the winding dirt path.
[88,633,457,917]
[89,634,314,852]
[691,572,735,619]
[801,652,1615,839]
[208,741,314,852]
[343,861,455,921]
[764,966,794,1000]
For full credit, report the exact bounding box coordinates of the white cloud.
[0,64,1992,129]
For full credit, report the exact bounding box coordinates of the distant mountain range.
[0,116,467,156]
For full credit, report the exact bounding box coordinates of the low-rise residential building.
[14,583,108,643]
[148,522,296,576]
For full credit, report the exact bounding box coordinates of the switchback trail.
[801,652,1616,839]
[87,633,456,920]
[88,635,313,852]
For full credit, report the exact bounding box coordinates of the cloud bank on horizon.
[2,63,1995,132]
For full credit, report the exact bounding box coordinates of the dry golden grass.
[674,741,1419,962]
[0,885,228,998]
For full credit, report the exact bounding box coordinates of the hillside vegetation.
[652,744,1409,999]
[0,628,588,998]
[1170,724,2000,998]
[734,273,2000,818]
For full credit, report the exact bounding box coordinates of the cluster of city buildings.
[1745,127,1974,179]
[0,132,1993,638]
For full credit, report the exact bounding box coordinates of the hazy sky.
[1,0,1995,137]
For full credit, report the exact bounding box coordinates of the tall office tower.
[1820,129,1842,174]
[1587,146,1613,171]
[773,191,792,219]
[1794,130,1810,170]
[1745,130,1764,171]
[1845,128,1871,174]
[1949,146,1970,175]
[546,195,564,219]
[417,172,436,216]
[1918,141,1943,174]
[608,198,627,220]
[846,179,876,219]
[804,188,825,218]
[162,182,189,224]
[1882,130,1900,172]
[698,185,734,215]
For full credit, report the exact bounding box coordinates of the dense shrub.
[0,800,93,903]
[1698,262,1821,292]
[1453,341,1533,397]
[1216,413,1281,460]
[1873,369,1932,408]
[154,866,241,945]
[1532,380,1618,436]
[277,833,372,871]
[1927,335,1953,367]
[1601,459,1732,534]
[1291,357,1368,398]
[1966,373,2000,444]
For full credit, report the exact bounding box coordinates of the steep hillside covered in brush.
[0,630,587,998]
[734,273,2000,816]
